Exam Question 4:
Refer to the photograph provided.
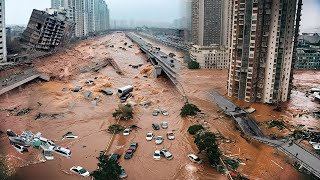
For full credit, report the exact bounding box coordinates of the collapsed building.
[21,9,75,52]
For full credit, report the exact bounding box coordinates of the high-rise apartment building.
[191,0,228,46]
[227,0,302,103]
[0,0,7,63]
[51,0,109,38]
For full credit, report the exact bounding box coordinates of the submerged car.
[152,109,160,116]
[152,123,160,130]
[155,136,163,145]
[85,80,94,85]
[123,128,130,136]
[72,86,82,92]
[101,89,113,95]
[146,131,154,141]
[153,150,161,160]
[119,167,128,178]
[62,132,78,139]
[166,131,175,140]
[188,154,202,164]
[128,142,138,152]
[161,122,168,129]
[124,149,134,159]
[161,110,169,116]
[109,153,121,161]
[160,149,173,160]
[12,144,28,154]
[70,166,90,177]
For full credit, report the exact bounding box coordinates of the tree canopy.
[91,153,122,180]
[112,104,133,120]
[194,131,221,166]
[188,124,204,135]
[180,103,201,117]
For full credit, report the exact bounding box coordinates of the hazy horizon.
[4,0,320,33]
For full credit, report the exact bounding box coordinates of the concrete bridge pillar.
[154,65,162,78]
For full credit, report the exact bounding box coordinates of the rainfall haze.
[5,0,320,33]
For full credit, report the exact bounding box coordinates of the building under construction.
[21,9,75,51]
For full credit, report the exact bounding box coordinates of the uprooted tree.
[112,104,133,120]
[188,124,204,135]
[107,124,125,134]
[194,131,221,166]
[180,103,201,117]
[91,153,122,180]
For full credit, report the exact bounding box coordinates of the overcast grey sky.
[5,0,320,32]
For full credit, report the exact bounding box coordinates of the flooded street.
[0,32,315,180]
[0,33,225,180]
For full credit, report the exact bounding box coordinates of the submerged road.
[210,91,320,178]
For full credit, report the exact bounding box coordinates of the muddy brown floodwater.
[0,33,225,180]
[0,33,314,180]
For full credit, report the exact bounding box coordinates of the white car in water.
[146,131,154,141]
[123,128,130,136]
[155,136,163,145]
[166,131,175,140]
[161,122,168,129]
[70,166,90,177]
[188,154,202,164]
[153,150,161,160]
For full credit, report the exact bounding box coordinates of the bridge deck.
[126,32,179,83]
[209,91,320,178]
[0,71,49,96]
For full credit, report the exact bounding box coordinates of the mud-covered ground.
[0,33,312,180]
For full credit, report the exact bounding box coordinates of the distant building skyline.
[3,0,320,33]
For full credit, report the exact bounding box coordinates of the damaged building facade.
[52,0,110,38]
[21,9,75,51]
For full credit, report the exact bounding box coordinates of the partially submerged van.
[117,85,133,97]
[40,145,54,160]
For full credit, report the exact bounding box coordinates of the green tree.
[194,131,221,166]
[194,131,216,153]
[188,60,200,69]
[91,153,122,180]
[180,103,201,117]
[188,124,204,135]
[112,104,133,120]
[107,124,125,134]
[207,145,221,166]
